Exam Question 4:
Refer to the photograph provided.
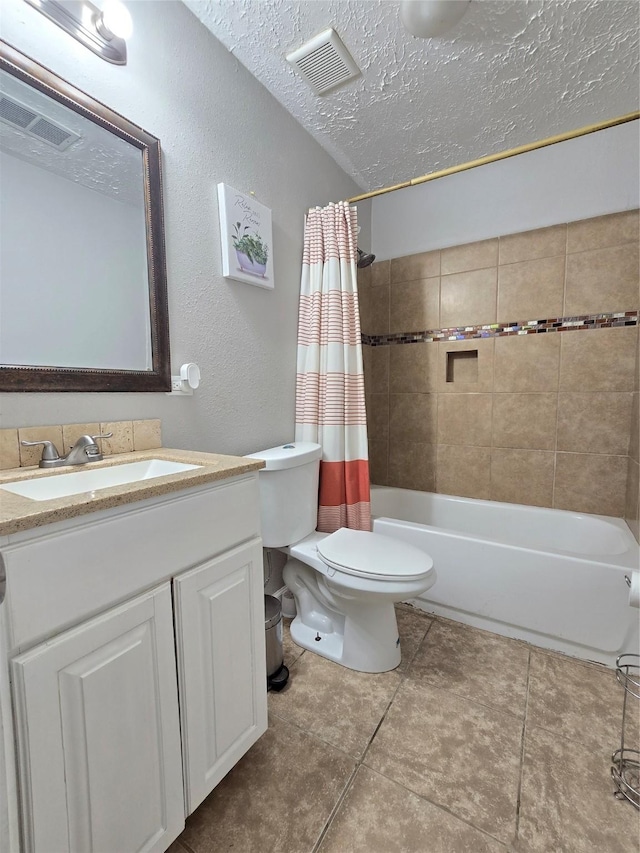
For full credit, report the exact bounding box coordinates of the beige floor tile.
[517,725,640,853]
[527,650,623,752]
[317,765,507,853]
[179,714,354,853]
[282,618,304,669]
[364,679,522,842]
[269,652,401,759]
[165,842,189,853]
[395,606,432,674]
[407,618,529,717]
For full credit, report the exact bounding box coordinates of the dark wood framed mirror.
[0,41,170,392]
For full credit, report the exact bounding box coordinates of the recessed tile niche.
[446,350,478,384]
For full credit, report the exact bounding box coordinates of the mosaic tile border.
[362,311,639,347]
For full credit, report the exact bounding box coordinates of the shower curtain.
[294,201,371,532]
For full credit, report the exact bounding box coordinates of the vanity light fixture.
[24,0,133,65]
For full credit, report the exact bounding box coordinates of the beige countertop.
[0,448,264,536]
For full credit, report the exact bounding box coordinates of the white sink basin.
[1,459,202,502]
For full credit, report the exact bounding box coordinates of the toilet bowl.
[246,442,436,673]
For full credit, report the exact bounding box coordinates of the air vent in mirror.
[0,94,80,150]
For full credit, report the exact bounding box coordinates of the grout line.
[514,648,532,840]
[311,612,430,853]
[360,669,406,765]
[360,763,512,850]
[267,707,359,762]
[310,763,360,853]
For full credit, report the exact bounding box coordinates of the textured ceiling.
[185,0,639,191]
[0,70,144,206]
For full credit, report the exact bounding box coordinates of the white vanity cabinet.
[174,538,265,814]
[0,472,268,853]
[12,583,184,853]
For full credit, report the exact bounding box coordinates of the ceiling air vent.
[286,28,360,95]
[0,94,79,150]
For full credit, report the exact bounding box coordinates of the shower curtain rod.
[347,111,640,204]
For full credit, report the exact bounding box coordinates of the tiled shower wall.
[626,345,640,540]
[360,210,640,528]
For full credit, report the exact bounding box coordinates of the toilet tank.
[245,442,321,547]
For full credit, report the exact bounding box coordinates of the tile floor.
[171,606,640,853]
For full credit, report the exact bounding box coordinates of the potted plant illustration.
[232,222,269,277]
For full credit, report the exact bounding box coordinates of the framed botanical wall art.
[217,183,274,289]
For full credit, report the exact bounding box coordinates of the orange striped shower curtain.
[294,201,371,532]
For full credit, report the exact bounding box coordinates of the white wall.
[0,0,366,454]
[372,120,640,260]
[0,151,149,370]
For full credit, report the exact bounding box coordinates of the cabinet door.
[12,583,184,853]
[174,538,268,814]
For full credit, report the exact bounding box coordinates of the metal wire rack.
[612,654,640,810]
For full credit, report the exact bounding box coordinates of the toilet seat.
[317,528,433,582]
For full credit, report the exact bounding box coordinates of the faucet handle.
[91,433,113,442]
[20,439,60,461]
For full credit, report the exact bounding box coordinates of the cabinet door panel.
[175,539,267,814]
[12,584,184,853]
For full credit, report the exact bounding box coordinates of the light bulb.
[99,0,133,40]
[400,0,471,39]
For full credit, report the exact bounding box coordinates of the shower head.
[357,248,376,268]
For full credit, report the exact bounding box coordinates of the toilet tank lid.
[245,442,322,470]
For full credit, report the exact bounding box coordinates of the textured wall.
[361,210,639,519]
[0,0,366,456]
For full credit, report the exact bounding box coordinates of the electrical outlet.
[166,376,193,396]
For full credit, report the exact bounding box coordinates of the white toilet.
[247,442,436,673]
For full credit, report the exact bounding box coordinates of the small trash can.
[265,594,289,691]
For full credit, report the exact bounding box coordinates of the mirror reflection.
[0,41,170,392]
[0,67,152,371]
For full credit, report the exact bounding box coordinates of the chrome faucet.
[21,433,113,469]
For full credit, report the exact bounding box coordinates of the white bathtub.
[371,486,640,666]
